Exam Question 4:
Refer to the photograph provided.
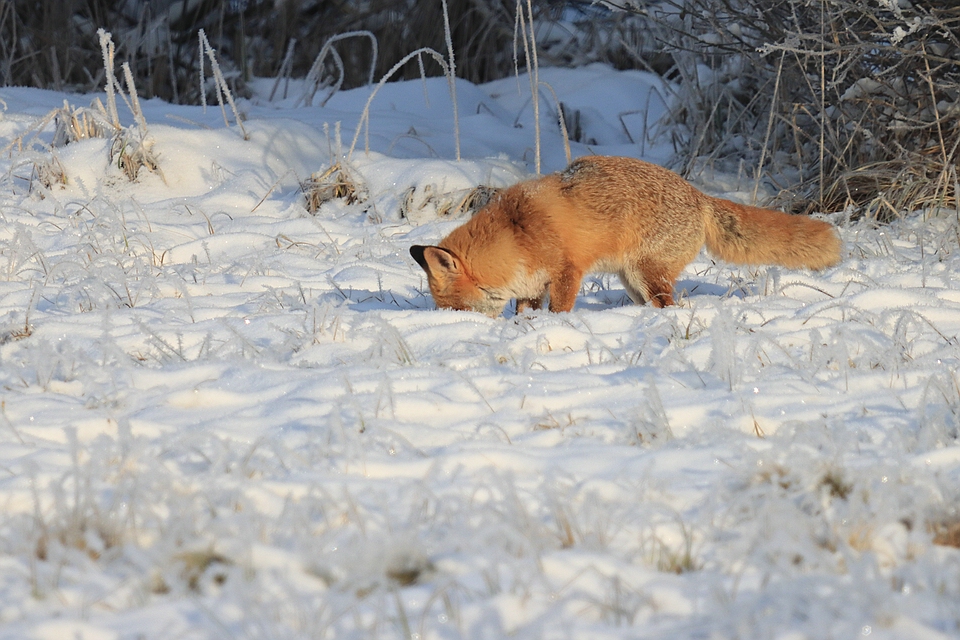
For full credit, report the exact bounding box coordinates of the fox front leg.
[547,267,583,312]
[515,293,546,314]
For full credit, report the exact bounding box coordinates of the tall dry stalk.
[97,29,121,131]
[198,29,248,140]
[297,31,378,107]
[347,47,459,160]
[515,0,541,174]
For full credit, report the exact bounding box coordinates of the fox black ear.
[410,245,429,270]
[411,245,462,278]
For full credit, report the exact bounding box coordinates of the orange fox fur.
[411,156,841,316]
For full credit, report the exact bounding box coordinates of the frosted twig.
[198,29,248,140]
[298,31,378,107]
[198,31,206,111]
[97,29,120,130]
[441,0,461,161]
[515,0,540,173]
[752,50,785,205]
[347,47,457,161]
[418,53,429,107]
[538,81,571,165]
[122,62,148,137]
[104,74,141,129]
[269,38,297,102]
[318,47,345,108]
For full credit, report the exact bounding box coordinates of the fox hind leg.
[618,266,648,305]
[619,261,677,308]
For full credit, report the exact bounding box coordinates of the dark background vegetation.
[1,0,618,103]
[2,0,959,217]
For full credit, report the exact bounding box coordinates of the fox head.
[410,245,509,317]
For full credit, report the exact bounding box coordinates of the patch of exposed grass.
[930,516,960,549]
[303,162,364,213]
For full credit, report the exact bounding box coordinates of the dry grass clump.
[302,163,364,214]
[167,549,232,593]
[110,131,160,182]
[52,101,111,146]
[641,522,700,574]
[23,30,162,187]
[630,0,960,219]
[303,161,500,221]
[31,155,67,191]
[819,468,853,501]
[453,184,500,216]
[400,183,500,220]
[33,511,122,563]
[929,516,960,549]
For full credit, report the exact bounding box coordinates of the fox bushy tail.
[703,198,841,270]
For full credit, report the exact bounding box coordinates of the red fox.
[410,156,841,316]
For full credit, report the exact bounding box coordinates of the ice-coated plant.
[297,30,378,107]
[198,29,248,140]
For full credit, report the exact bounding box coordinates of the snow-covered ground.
[0,61,959,639]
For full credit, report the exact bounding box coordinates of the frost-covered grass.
[0,66,958,639]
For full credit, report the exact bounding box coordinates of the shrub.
[620,0,960,218]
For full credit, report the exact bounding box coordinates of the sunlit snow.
[0,63,958,639]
